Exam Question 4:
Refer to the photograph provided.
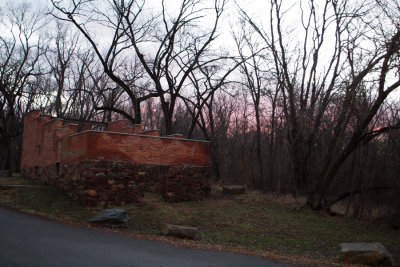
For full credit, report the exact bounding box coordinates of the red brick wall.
[21,111,210,170]
[61,131,210,166]
[133,124,143,133]
[21,110,41,169]
[40,118,63,167]
[120,126,134,134]
[20,111,54,169]
[107,120,128,132]
[137,129,160,136]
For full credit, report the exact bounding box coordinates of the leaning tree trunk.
[307,158,345,210]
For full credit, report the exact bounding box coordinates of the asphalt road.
[0,207,292,267]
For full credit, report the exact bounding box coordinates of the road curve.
[0,207,292,267]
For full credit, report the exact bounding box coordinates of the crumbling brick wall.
[21,110,210,169]
[20,110,212,206]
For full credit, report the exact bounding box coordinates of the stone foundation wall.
[22,159,211,206]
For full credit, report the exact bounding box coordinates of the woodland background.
[1,0,400,214]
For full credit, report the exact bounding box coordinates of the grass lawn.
[0,174,35,185]
[0,175,398,266]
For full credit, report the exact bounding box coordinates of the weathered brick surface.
[107,120,128,132]
[137,129,160,136]
[21,110,210,169]
[133,124,143,133]
[59,131,209,166]
[120,126,134,134]
[20,110,41,169]
[20,110,212,206]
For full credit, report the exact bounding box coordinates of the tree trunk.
[133,100,142,124]
[255,107,264,188]
[211,144,222,182]
[3,145,11,176]
[292,137,310,193]
[307,143,358,210]
[162,102,173,135]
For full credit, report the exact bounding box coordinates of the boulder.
[89,209,131,227]
[164,224,198,239]
[340,242,394,266]
[222,185,246,195]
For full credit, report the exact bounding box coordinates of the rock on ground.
[163,224,198,239]
[222,185,246,195]
[340,242,395,266]
[89,209,131,227]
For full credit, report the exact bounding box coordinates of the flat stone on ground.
[340,242,394,266]
[164,224,198,239]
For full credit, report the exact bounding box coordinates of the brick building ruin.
[20,110,212,206]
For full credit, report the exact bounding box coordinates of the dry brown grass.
[0,176,398,266]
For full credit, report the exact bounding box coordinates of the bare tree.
[50,0,227,134]
[240,0,400,209]
[233,19,275,188]
[50,0,159,125]
[121,0,227,134]
[0,2,45,172]
[64,50,111,121]
[45,21,79,117]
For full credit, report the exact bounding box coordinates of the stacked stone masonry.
[21,110,212,206]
